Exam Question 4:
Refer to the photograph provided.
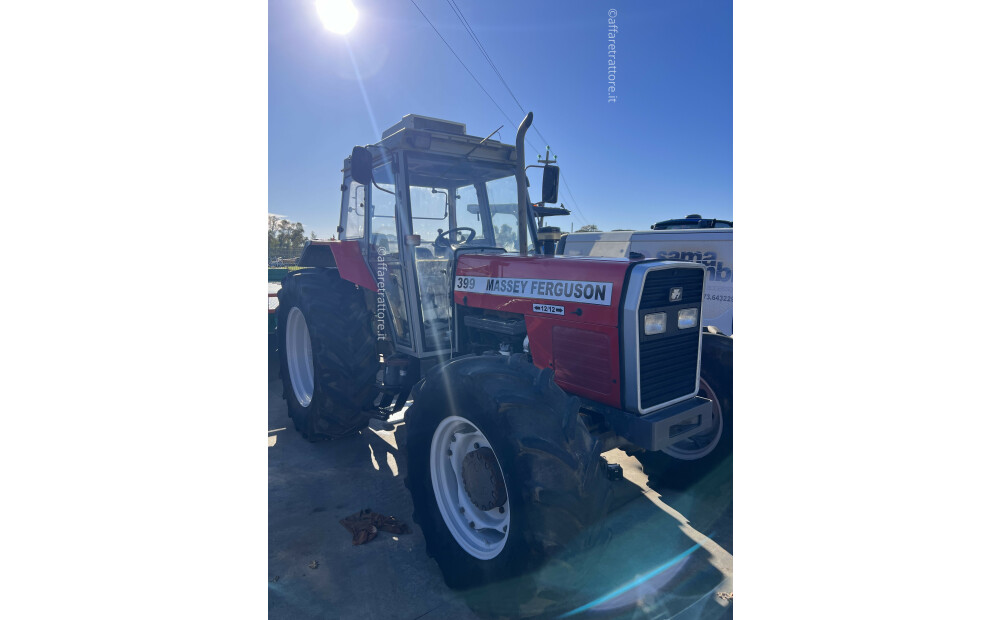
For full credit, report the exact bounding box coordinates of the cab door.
[401,159,490,355]
[366,160,415,352]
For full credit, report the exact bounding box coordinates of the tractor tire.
[635,329,733,489]
[404,353,613,616]
[276,267,379,441]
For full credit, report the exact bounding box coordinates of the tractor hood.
[453,254,632,327]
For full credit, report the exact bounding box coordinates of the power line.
[408,0,519,131]
[444,1,549,151]
[408,0,589,227]
[557,171,585,225]
[529,124,551,156]
[407,1,546,162]
[444,0,526,116]
[442,2,589,225]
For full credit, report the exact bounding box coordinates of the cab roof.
[344,115,517,172]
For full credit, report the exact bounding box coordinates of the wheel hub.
[461,447,507,511]
[430,416,510,559]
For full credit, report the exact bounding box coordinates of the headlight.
[677,308,698,329]
[644,312,667,335]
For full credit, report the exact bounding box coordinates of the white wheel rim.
[429,416,510,560]
[285,306,314,407]
[662,377,724,460]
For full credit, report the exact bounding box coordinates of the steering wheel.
[434,227,477,250]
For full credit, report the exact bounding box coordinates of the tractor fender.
[296,240,377,291]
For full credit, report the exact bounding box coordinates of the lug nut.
[459,506,465,513]
[469,521,475,529]
[447,449,452,456]
[498,506,505,513]
[474,442,480,449]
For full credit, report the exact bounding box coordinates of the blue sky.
[269,0,732,237]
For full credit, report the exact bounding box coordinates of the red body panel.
[455,254,631,408]
[308,241,377,291]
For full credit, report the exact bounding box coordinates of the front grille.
[637,268,704,410]
[639,268,705,309]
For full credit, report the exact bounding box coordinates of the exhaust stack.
[515,112,533,257]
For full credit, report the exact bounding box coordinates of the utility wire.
[442,1,566,202]
[408,0,519,132]
[409,0,590,227]
[443,2,589,226]
[409,1,545,171]
[408,1,546,167]
[443,2,549,148]
[557,171,585,224]
[445,0,526,116]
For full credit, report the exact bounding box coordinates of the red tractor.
[276,113,726,603]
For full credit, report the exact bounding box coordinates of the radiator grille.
[637,268,704,410]
[639,268,706,309]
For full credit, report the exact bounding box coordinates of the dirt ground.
[268,353,732,619]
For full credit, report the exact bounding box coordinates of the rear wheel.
[636,330,733,488]
[405,354,612,615]
[276,268,379,440]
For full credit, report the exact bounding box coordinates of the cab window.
[341,179,365,240]
[484,175,522,252]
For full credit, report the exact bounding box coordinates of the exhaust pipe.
[515,112,532,257]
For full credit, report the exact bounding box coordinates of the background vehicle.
[275,113,718,613]
[651,213,733,230]
[559,223,733,485]
[560,226,732,336]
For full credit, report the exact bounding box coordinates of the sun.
[315,0,358,35]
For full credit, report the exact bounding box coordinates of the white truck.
[559,227,733,335]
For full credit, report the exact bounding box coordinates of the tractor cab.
[338,114,552,358]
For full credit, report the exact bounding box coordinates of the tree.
[578,224,601,232]
[269,216,307,255]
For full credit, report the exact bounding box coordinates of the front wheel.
[428,414,511,561]
[404,354,612,613]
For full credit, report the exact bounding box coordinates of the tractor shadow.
[269,356,481,619]
[638,455,734,558]
[269,352,731,619]
[456,450,733,620]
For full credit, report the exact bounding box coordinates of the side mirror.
[351,146,373,185]
[541,165,560,203]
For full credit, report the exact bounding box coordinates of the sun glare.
[316,0,358,35]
